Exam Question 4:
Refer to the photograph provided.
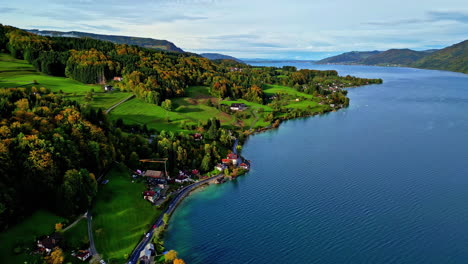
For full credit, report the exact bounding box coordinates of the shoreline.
[146,102,351,261]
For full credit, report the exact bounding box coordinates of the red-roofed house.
[76,250,91,261]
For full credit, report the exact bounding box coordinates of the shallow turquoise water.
[165,64,468,264]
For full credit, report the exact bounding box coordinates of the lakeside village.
[33,142,250,264]
[138,149,250,207]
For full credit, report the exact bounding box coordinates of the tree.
[45,247,64,264]
[55,223,63,232]
[128,151,140,169]
[200,154,211,172]
[161,99,172,111]
[165,250,178,263]
[163,213,169,225]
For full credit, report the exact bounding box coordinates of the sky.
[1,0,467,59]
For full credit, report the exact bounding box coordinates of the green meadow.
[92,166,161,262]
[0,210,64,264]
[0,53,133,111]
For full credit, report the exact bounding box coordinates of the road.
[87,212,98,256]
[127,174,224,264]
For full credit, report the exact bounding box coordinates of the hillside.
[316,51,381,64]
[26,29,184,52]
[360,49,429,66]
[201,53,243,62]
[412,40,468,74]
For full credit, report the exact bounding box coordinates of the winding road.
[127,174,224,264]
[87,212,98,256]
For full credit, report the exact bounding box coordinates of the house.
[191,169,199,176]
[143,190,159,203]
[193,133,203,141]
[113,76,123,81]
[37,233,62,254]
[175,175,190,183]
[104,85,113,92]
[76,250,91,261]
[240,163,250,170]
[227,153,238,160]
[139,243,155,264]
[230,103,247,111]
[144,170,164,179]
[143,191,156,197]
[330,104,335,108]
[215,163,227,171]
[222,159,231,164]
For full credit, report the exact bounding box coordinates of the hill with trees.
[26,29,184,53]
[201,53,244,63]
[316,40,468,74]
[360,49,429,66]
[412,39,468,74]
[316,51,381,64]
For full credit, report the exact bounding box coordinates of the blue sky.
[1,0,467,59]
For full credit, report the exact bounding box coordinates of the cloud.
[207,34,260,40]
[80,24,120,32]
[365,10,468,26]
[428,11,468,23]
[0,7,17,14]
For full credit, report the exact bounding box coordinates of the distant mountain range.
[26,29,245,63]
[317,39,467,74]
[317,49,435,66]
[412,40,468,74]
[200,53,243,63]
[316,51,381,64]
[26,29,185,53]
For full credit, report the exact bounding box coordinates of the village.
[32,135,250,264]
[138,146,250,207]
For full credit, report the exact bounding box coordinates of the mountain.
[26,29,184,53]
[412,40,468,74]
[360,49,429,66]
[316,51,381,64]
[200,53,243,62]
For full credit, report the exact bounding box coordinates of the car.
[100,260,106,264]
[145,233,150,238]
[153,225,157,229]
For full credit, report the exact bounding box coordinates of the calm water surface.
[165,63,468,264]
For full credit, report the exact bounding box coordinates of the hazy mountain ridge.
[26,29,185,53]
[360,49,429,66]
[411,40,468,74]
[201,53,243,62]
[316,51,381,64]
[316,40,467,74]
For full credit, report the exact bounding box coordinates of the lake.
[165,63,468,264]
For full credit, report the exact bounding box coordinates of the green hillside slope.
[412,40,468,74]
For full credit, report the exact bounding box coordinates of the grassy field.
[0,210,64,264]
[62,218,89,249]
[0,53,133,111]
[92,166,161,262]
[263,84,316,99]
[109,86,239,132]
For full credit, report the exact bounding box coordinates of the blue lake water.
[165,63,468,264]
